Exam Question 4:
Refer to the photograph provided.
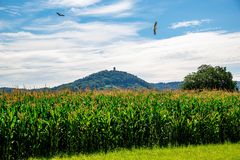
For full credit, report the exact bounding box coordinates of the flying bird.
[56,12,65,16]
[153,21,157,35]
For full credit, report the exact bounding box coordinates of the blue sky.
[0,0,240,88]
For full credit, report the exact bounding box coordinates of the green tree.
[182,64,238,91]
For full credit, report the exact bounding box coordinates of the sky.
[0,0,240,88]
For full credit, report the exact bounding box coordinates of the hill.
[0,87,50,93]
[0,87,16,93]
[153,82,182,90]
[154,81,240,90]
[1,69,239,91]
[53,70,154,91]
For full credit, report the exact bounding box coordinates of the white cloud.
[234,74,240,81]
[24,20,136,32]
[0,20,145,88]
[1,0,135,17]
[71,0,135,17]
[46,0,101,8]
[21,20,145,44]
[0,29,240,88]
[16,0,101,13]
[170,19,211,29]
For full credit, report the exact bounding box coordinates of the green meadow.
[31,143,240,160]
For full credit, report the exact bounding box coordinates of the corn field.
[0,90,239,159]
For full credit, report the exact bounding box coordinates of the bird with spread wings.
[56,12,65,16]
[153,21,157,35]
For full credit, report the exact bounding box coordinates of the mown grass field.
[31,143,240,160]
[0,90,240,159]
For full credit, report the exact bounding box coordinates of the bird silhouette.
[153,21,157,35]
[56,12,65,16]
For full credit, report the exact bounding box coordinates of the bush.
[182,64,238,91]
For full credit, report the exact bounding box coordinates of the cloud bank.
[1,23,239,88]
[1,0,239,88]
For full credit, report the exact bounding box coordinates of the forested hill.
[1,70,239,92]
[53,70,154,91]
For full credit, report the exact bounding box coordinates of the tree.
[182,64,238,91]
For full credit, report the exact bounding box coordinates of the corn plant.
[0,90,239,159]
